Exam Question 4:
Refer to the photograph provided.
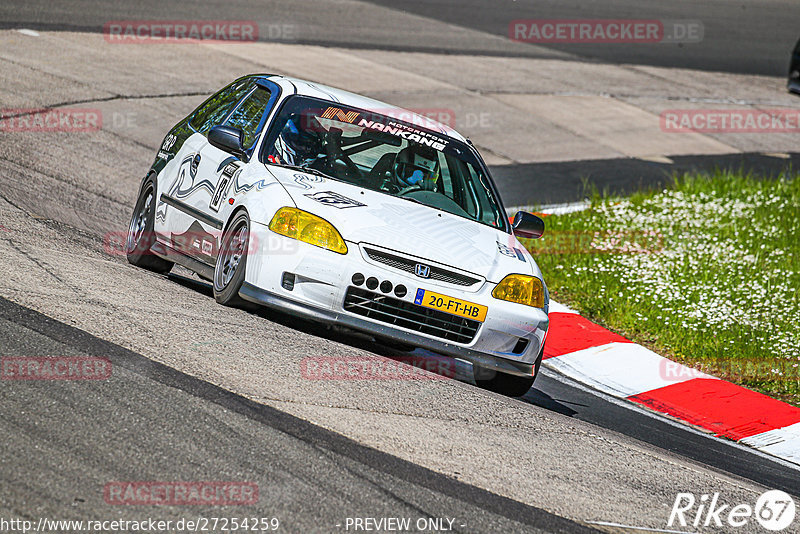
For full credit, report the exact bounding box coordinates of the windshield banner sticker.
[357,119,449,151]
[321,107,360,124]
[311,106,449,151]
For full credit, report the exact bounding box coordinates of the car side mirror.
[512,211,545,239]
[208,125,248,162]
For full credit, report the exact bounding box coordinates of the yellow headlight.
[268,207,348,255]
[492,274,545,308]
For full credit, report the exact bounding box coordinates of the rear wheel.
[474,345,544,397]
[126,176,173,273]
[213,211,250,306]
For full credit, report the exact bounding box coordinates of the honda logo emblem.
[414,263,431,278]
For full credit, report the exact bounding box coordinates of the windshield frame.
[258,94,511,234]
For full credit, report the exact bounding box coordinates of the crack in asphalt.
[0,23,571,61]
[262,395,569,433]
[0,155,131,208]
[0,90,210,119]
[0,191,27,213]
[1,237,80,295]
[317,447,456,531]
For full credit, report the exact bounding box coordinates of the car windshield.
[261,95,507,230]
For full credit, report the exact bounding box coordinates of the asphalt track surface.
[1,1,800,532]
[0,0,797,75]
[0,297,592,534]
[360,0,799,76]
[2,0,798,206]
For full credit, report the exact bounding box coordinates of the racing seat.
[365,152,396,187]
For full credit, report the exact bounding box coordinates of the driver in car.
[391,144,441,192]
[267,114,324,167]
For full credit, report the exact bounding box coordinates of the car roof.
[265,75,467,142]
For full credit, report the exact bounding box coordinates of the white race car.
[126,74,549,396]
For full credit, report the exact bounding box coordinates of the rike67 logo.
[669,490,796,531]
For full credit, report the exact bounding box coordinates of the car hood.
[266,165,539,282]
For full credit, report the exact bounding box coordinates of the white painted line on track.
[586,520,698,534]
[549,299,579,314]
[740,422,800,465]
[637,155,674,164]
[507,200,591,216]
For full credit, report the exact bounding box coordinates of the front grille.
[343,287,480,344]
[363,247,481,286]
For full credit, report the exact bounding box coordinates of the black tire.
[474,345,544,397]
[126,176,174,273]
[213,211,250,306]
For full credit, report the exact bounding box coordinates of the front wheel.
[213,211,250,306]
[474,345,544,397]
[126,176,173,273]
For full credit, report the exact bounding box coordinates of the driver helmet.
[272,114,322,166]
[393,144,440,191]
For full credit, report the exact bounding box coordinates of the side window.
[189,78,253,133]
[224,87,273,148]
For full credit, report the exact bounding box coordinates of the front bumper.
[244,223,549,377]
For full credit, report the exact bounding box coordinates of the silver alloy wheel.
[127,186,153,253]
[216,220,248,290]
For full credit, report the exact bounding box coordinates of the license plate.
[414,289,487,322]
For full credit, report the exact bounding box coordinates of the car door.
[180,83,277,265]
[155,77,255,260]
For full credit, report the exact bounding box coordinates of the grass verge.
[521,170,800,406]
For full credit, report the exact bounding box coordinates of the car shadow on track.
[166,271,424,360]
[521,387,580,417]
[167,271,581,416]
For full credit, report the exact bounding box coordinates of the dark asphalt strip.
[2,0,798,76]
[0,21,569,59]
[0,296,598,533]
[358,0,798,76]
[491,152,800,206]
[526,372,800,498]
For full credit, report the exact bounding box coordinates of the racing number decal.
[209,175,230,212]
[209,162,240,212]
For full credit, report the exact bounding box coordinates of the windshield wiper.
[397,195,423,205]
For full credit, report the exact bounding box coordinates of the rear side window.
[224,87,273,148]
[189,78,253,133]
